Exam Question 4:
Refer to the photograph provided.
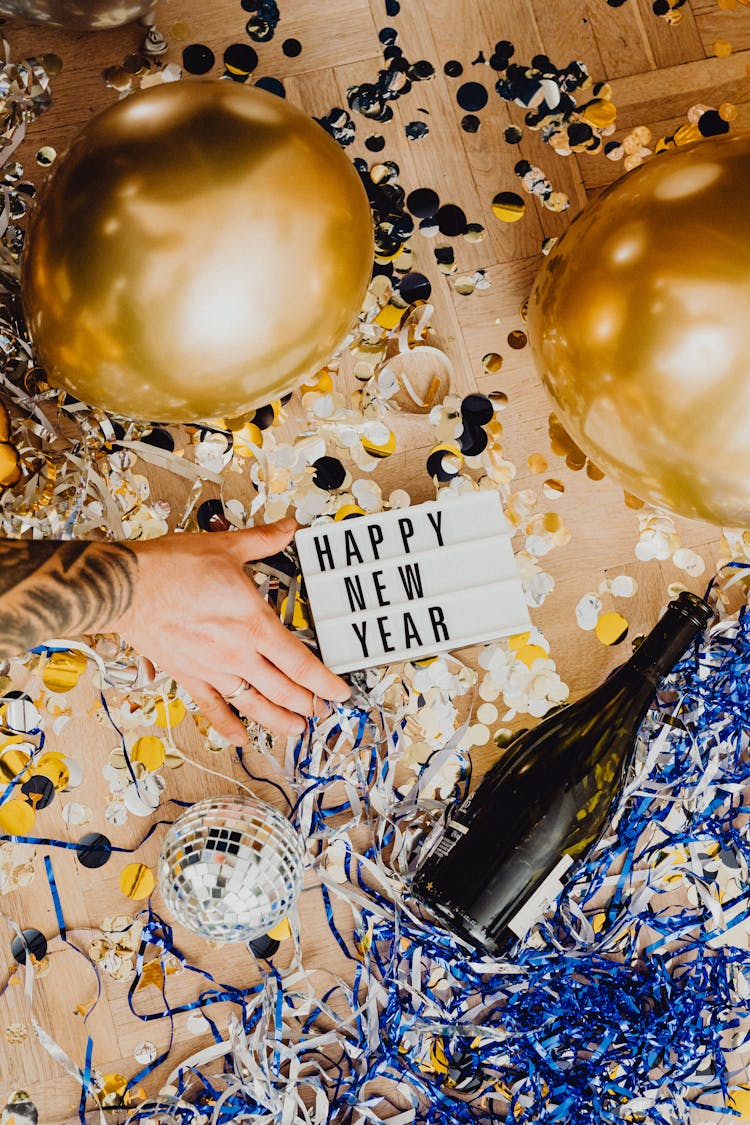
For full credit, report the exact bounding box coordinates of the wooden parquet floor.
[2,0,750,1120]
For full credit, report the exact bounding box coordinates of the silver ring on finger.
[225,678,252,702]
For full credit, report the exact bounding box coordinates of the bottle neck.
[625,592,713,689]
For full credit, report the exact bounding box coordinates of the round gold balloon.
[0,0,154,29]
[528,132,750,527]
[22,81,374,422]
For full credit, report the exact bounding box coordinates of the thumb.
[222,517,299,563]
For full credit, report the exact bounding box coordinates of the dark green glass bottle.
[413,591,713,954]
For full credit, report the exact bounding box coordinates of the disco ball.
[157,795,305,942]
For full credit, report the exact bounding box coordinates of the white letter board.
[295,492,531,674]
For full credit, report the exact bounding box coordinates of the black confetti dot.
[383,44,402,60]
[312,456,346,491]
[182,43,215,74]
[406,186,439,218]
[399,272,432,302]
[248,933,280,958]
[77,832,112,869]
[385,0,400,13]
[504,125,523,144]
[365,134,386,152]
[454,82,490,112]
[651,0,669,11]
[197,499,231,532]
[458,425,488,457]
[11,928,47,965]
[255,75,286,97]
[252,404,276,430]
[461,114,480,133]
[427,449,460,482]
[461,393,494,426]
[379,26,398,43]
[282,37,301,57]
[141,427,175,452]
[405,120,429,141]
[444,59,463,78]
[435,203,467,236]
[223,42,258,76]
[698,109,729,137]
[409,59,435,80]
[21,775,55,810]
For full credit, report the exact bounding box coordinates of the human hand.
[110,517,350,743]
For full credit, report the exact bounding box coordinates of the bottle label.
[431,816,469,859]
[506,853,574,939]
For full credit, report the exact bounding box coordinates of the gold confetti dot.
[374,304,403,330]
[515,644,547,668]
[266,917,293,941]
[595,611,629,646]
[586,461,605,482]
[482,352,503,373]
[719,101,738,122]
[34,752,69,790]
[280,593,311,629]
[154,697,186,728]
[491,191,525,223]
[131,736,166,772]
[0,747,30,782]
[119,863,155,901]
[528,453,548,474]
[713,39,733,58]
[582,99,617,129]
[42,649,88,694]
[361,429,396,457]
[566,449,587,472]
[334,504,365,520]
[507,330,527,350]
[0,798,34,834]
[489,390,508,409]
[624,491,645,510]
[42,52,63,75]
[519,297,529,321]
[0,443,21,487]
[542,512,562,533]
[729,1087,750,1120]
[542,478,565,499]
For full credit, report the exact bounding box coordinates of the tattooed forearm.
[0,540,138,660]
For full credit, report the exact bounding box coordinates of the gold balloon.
[22,81,374,422]
[528,132,750,527]
[0,0,154,29]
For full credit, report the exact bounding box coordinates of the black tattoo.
[0,540,137,660]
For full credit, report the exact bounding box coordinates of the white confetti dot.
[476,703,498,725]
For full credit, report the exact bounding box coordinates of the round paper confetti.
[0,798,34,834]
[182,43,215,74]
[41,649,88,693]
[282,38,301,57]
[482,352,503,373]
[120,862,156,901]
[131,736,166,772]
[77,832,113,869]
[444,59,463,77]
[11,928,47,965]
[492,191,525,222]
[456,81,488,111]
[154,697,186,728]
[34,753,69,790]
[507,329,528,349]
[595,611,629,646]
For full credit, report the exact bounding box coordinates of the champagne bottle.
[413,591,713,955]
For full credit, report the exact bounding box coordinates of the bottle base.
[412,877,509,958]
